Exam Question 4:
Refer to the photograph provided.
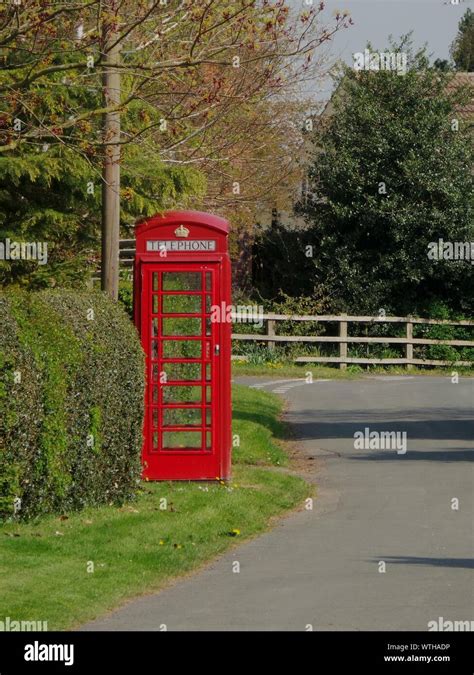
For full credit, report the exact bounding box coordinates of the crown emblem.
[174,224,190,238]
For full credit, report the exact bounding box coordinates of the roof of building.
[320,71,474,120]
[446,71,474,118]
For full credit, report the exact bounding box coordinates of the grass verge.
[0,385,310,631]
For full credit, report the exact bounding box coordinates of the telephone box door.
[141,261,223,480]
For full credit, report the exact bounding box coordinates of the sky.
[288,0,473,100]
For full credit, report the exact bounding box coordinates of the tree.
[0,142,204,289]
[0,1,351,296]
[451,8,474,72]
[297,43,474,316]
[433,58,451,72]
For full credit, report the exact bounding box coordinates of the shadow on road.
[370,556,474,570]
[349,448,473,462]
[288,408,474,445]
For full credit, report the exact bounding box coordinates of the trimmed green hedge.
[0,290,145,520]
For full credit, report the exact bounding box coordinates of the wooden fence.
[231,313,474,369]
[107,245,474,369]
[119,239,135,269]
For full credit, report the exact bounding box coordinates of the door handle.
[215,344,220,356]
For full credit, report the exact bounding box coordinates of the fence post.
[406,319,413,370]
[267,319,276,351]
[339,315,348,370]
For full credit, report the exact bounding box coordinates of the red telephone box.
[133,211,232,481]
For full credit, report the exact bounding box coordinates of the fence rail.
[100,250,474,369]
[119,239,135,268]
[231,313,474,369]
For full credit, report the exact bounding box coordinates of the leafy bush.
[118,276,134,319]
[231,296,474,367]
[0,289,145,521]
[297,46,474,317]
[271,292,327,338]
[234,343,284,366]
[414,301,474,363]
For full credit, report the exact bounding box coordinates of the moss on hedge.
[0,290,145,521]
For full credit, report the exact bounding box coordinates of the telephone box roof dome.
[136,210,230,235]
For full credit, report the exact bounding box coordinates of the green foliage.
[120,143,206,222]
[252,217,320,299]
[234,343,285,366]
[0,289,145,521]
[233,292,330,363]
[0,147,99,288]
[231,294,474,367]
[8,291,81,505]
[272,293,327,337]
[0,43,206,291]
[413,300,474,363]
[298,41,474,316]
[118,276,133,319]
[451,8,474,72]
[433,59,451,73]
[0,140,206,289]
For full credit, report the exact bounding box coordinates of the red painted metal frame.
[133,211,232,481]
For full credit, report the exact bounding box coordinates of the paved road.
[83,376,473,631]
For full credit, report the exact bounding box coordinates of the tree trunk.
[101,4,121,300]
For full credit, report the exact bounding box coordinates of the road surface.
[83,376,474,631]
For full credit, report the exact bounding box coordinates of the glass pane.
[206,386,212,403]
[162,340,202,358]
[163,318,201,336]
[152,409,159,428]
[153,432,159,449]
[206,431,211,449]
[205,295,212,313]
[163,295,202,314]
[151,318,158,337]
[151,341,158,358]
[163,431,202,449]
[152,387,159,403]
[206,272,211,291]
[152,364,159,381]
[206,363,211,381]
[163,408,202,427]
[163,386,202,404]
[206,408,211,426]
[152,273,159,291]
[206,318,212,336]
[162,272,201,291]
[163,362,201,382]
[152,295,159,313]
